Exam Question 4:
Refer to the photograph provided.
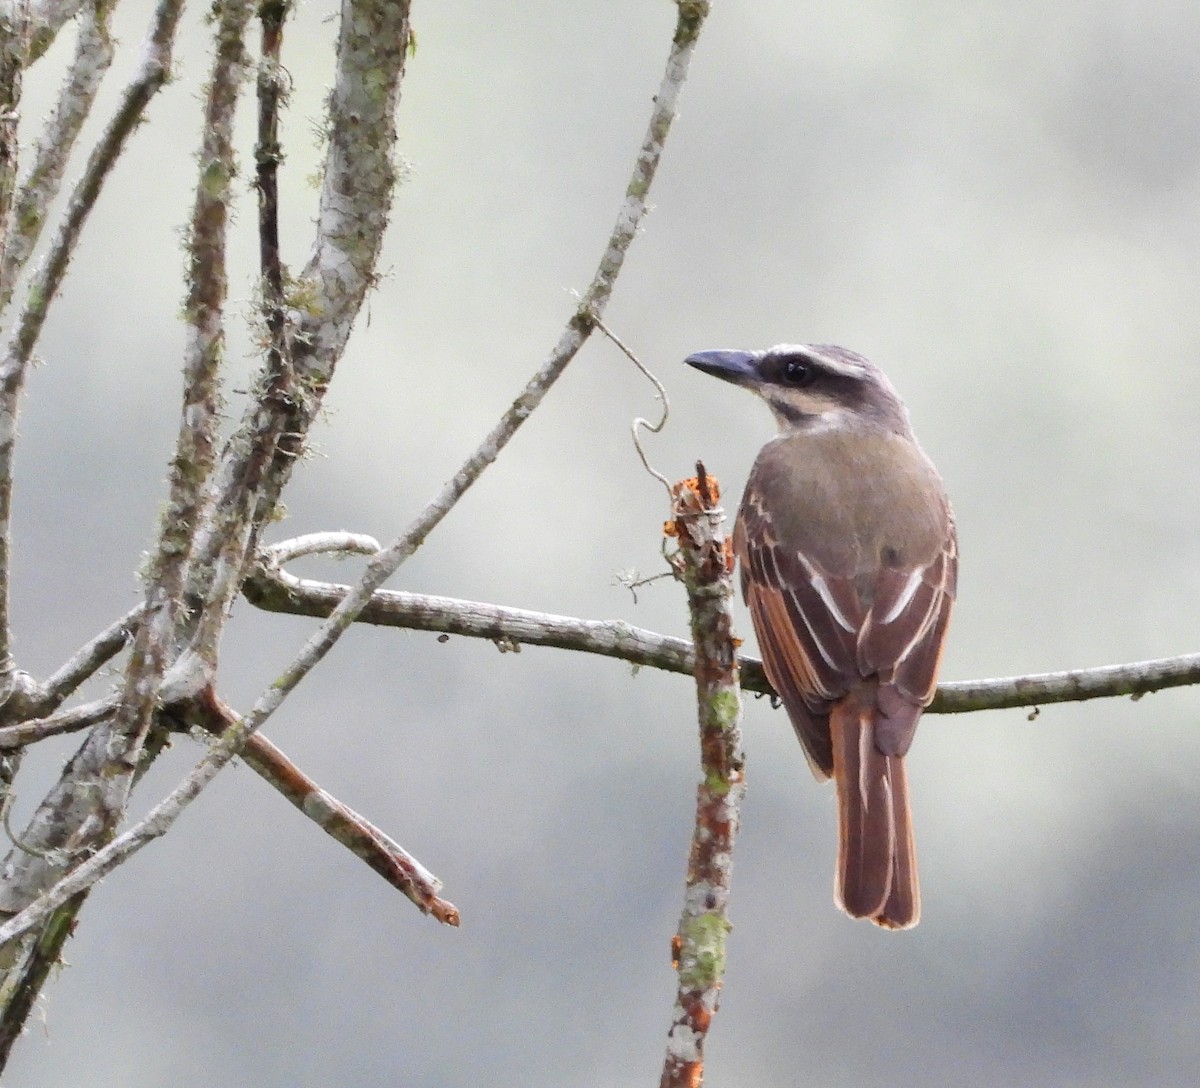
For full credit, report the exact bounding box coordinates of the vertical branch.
[0,0,184,682]
[0,0,184,385]
[661,465,745,1088]
[17,0,236,781]
[0,1,231,1052]
[156,0,254,684]
[23,0,84,63]
[0,1,26,677]
[255,0,288,378]
[0,893,85,1066]
[0,0,27,289]
[0,717,168,1073]
[2,0,116,309]
[182,0,413,667]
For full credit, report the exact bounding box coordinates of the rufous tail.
[830,696,920,930]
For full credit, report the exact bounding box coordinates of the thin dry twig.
[0,0,185,679]
[37,604,145,711]
[0,696,116,749]
[83,0,251,863]
[193,713,458,925]
[254,0,289,387]
[243,734,458,924]
[0,1,28,297]
[260,531,381,565]
[143,0,255,706]
[592,317,674,500]
[660,464,743,1088]
[0,9,199,1030]
[244,551,700,670]
[0,0,28,678]
[2,0,116,304]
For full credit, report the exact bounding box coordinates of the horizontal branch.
[0,695,116,749]
[243,559,1200,714]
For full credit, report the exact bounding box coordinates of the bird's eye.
[782,357,815,386]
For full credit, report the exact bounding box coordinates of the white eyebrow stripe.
[880,569,925,625]
[765,343,863,378]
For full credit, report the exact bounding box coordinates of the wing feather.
[736,460,957,766]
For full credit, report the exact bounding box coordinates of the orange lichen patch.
[672,473,721,505]
[431,899,462,927]
[670,470,722,517]
[670,933,683,968]
[689,1003,713,1033]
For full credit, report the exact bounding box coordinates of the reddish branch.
[660,465,745,1088]
[193,688,459,926]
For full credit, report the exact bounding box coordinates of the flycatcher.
[685,344,956,929]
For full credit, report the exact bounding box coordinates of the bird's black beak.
[684,349,759,386]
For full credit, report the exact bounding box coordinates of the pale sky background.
[8,1,1200,1085]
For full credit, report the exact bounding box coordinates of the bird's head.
[684,343,910,435]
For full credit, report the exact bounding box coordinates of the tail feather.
[830,698,920,930]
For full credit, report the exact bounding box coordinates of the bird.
[684,343,956,929]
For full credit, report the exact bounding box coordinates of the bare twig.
[181,0,413,669]
[217,726,458,925]
[661,464,743,1088]
[255,0,288,382]
[398,0,711,550]
[167,632,451,920]
[0,0,28,297]
[0,603,139,737]
[0,696,116,749]
[147,0,255,702]
[0,671,455,920]
[2,0,115,305]
[0,14,195,1036]
[0,0,183,369]
[926,655,1200,713]
[38,604,144,710]
[244,553,700,670]
[260,531,381,565]
[592,317,674,499]
[0,0,184,678]
[77,0,247,868]
[0,0,27,680]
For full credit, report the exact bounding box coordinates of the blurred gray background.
[8,0,1200,1085]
